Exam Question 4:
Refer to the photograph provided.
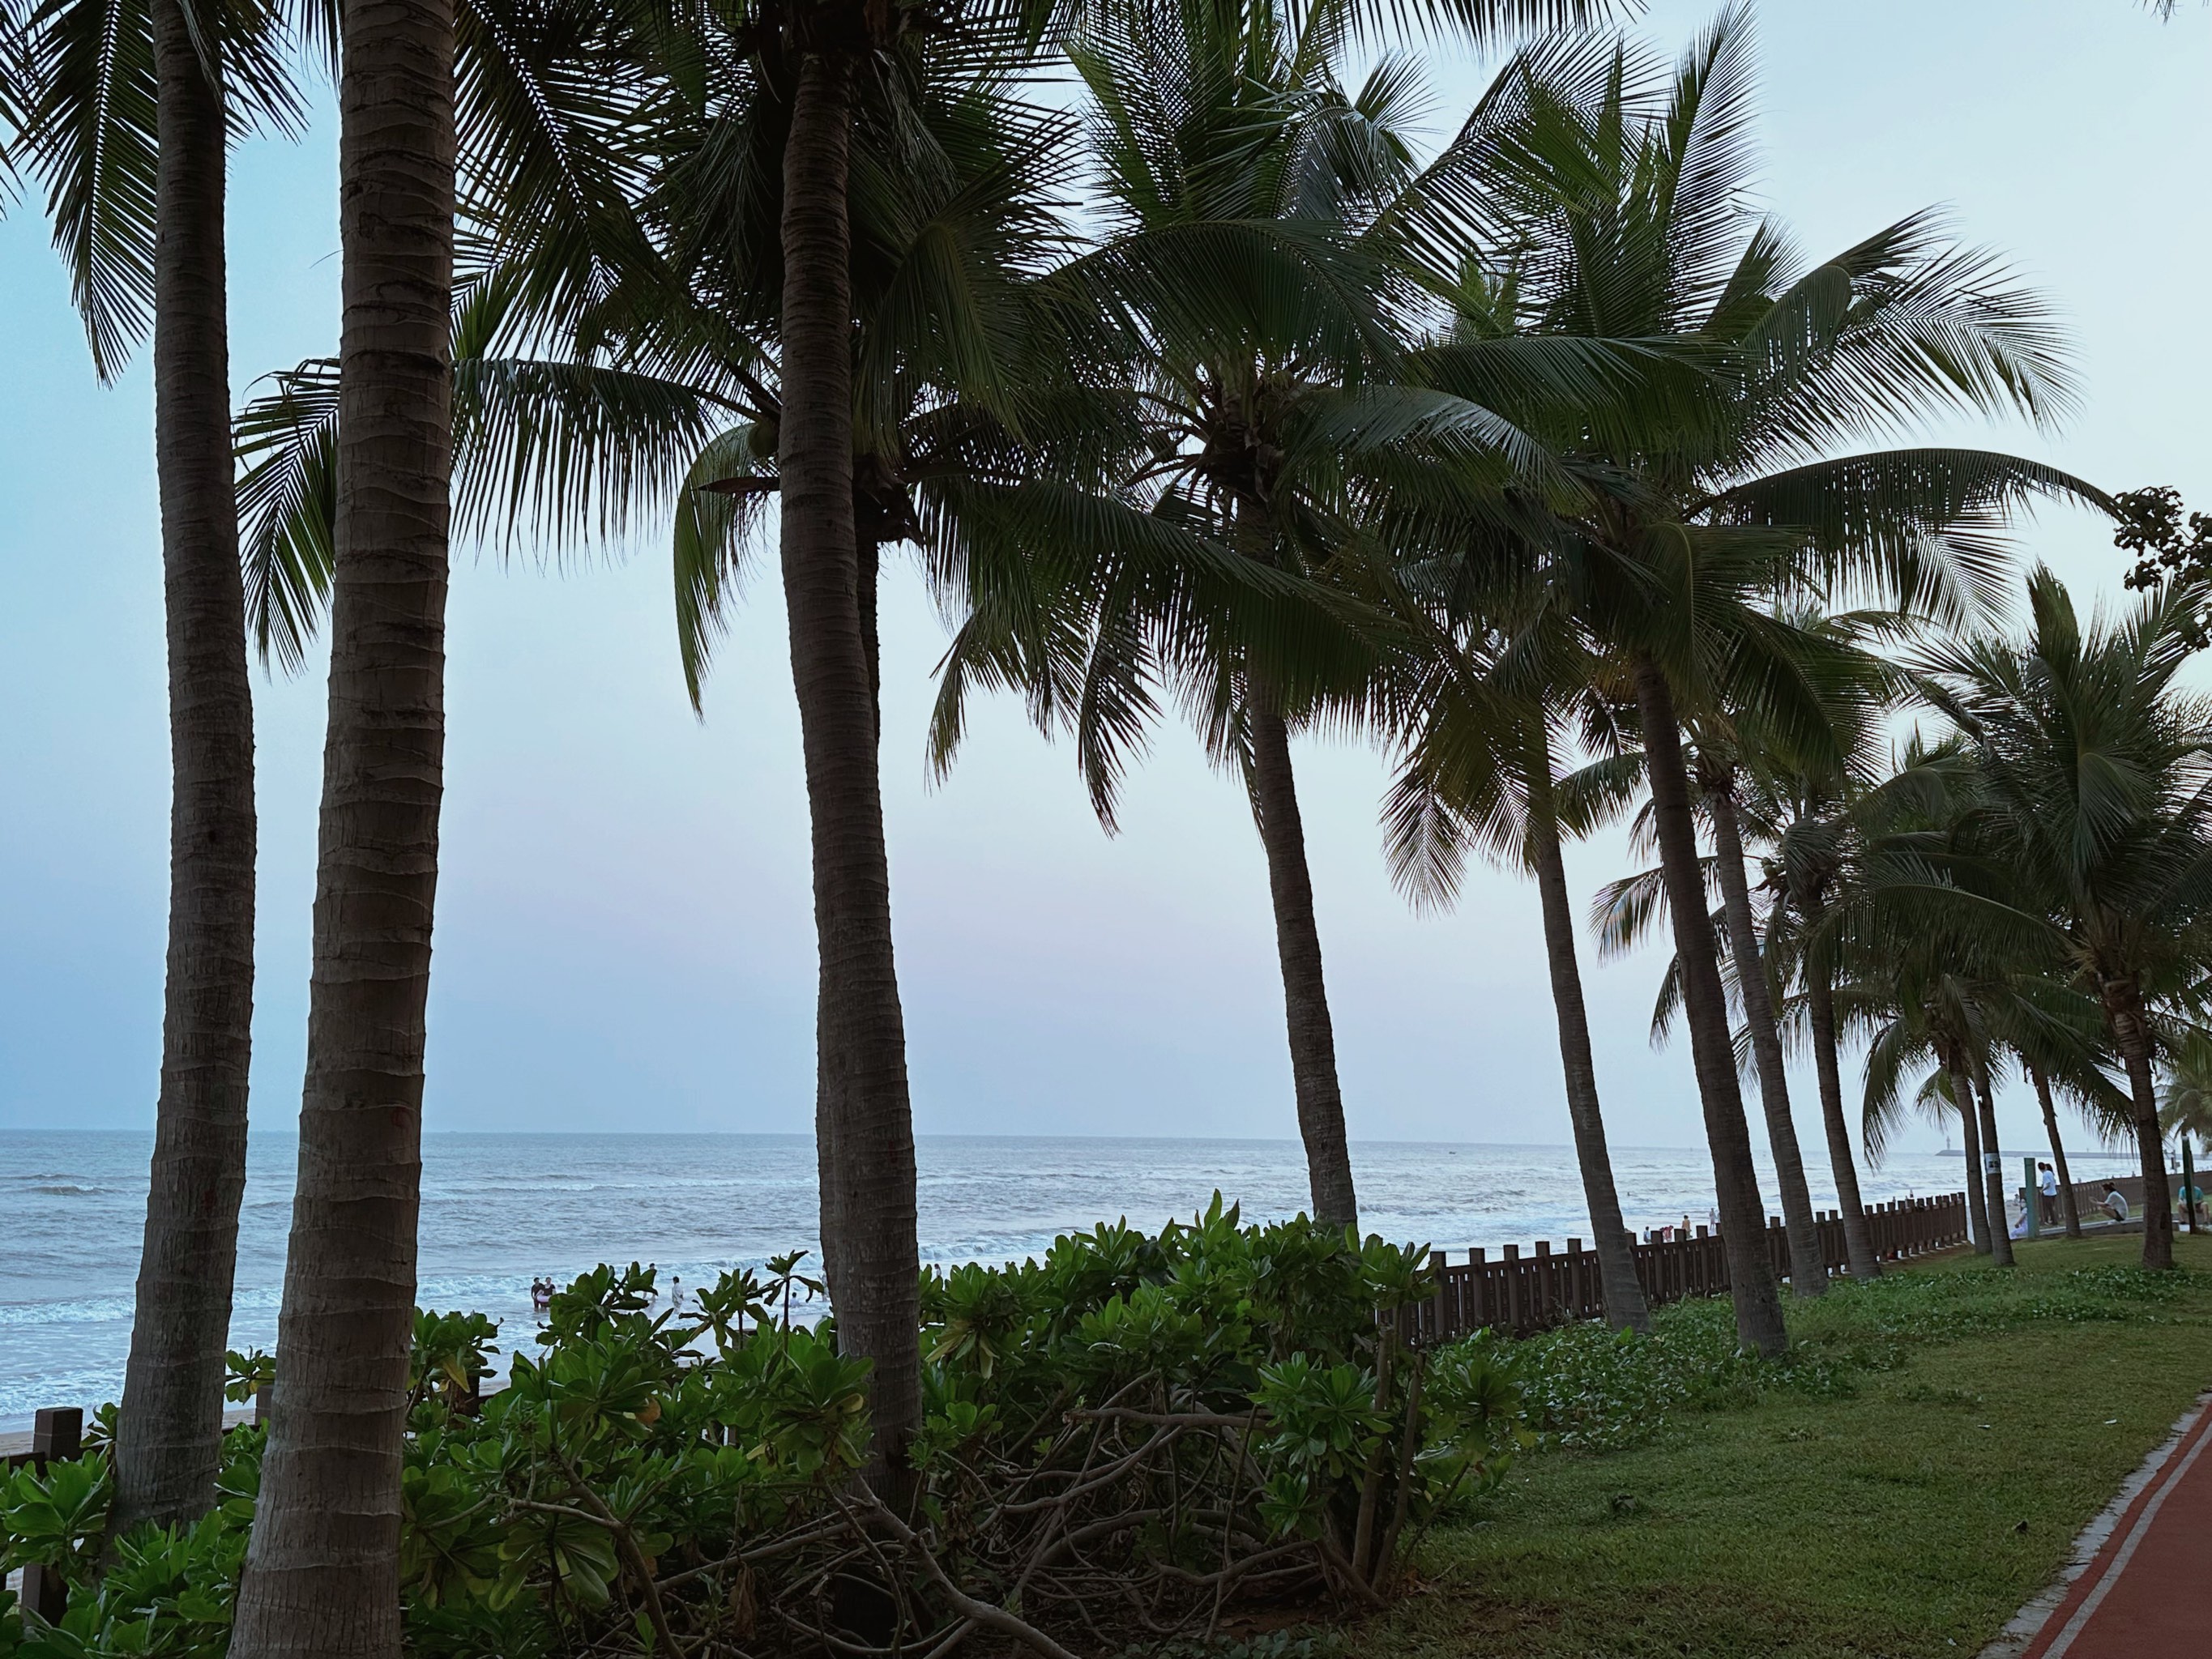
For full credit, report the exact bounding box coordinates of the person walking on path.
[2039,1162,2060,1228]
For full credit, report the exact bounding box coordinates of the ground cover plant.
[0,1207,1524,1658]
[1372,1233,2212,1659]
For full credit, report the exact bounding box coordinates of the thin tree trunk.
[1705,783,1825,1296]
[226,0,455,1648]
[1949,1047,1991,1256]
[2100,978,2176,1270]
[113,0,256,1534]
[1630,661,1786,1356]
[1248,694,1358,1228]
[2031,1064,2082,1239]
[779,50,924,1486]
[1805,957,1879,1279]
[1527,726,1649,1332]
[1974,1064,2014,1266]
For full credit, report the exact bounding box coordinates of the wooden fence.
[1407,1192,1971,1343]
[6,1407,82,1621]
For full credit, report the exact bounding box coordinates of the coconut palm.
[1381,612,1655,1331]
[224,0,461,1642]
[6,0,299,1529]
[1592,710,1857,1296]
[1756,748,1892,1277]
[1423,6,2098,1349]
[1915,567,2212,1270]
[930,0,1644,1227]
[2161,1037,2212,1156]
[232,36,1243,1488]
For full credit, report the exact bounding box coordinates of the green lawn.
[1362,1234,2212,1659]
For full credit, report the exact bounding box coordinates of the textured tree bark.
[113,0,257,1535]
[1704,783,1825,1295]
[2100,978,2176,1270]
[858,533,881,745]
[1948,1046,1991,1256]
[226,0,455,1648]
[779,50,924,1487]
[1248,694,1359,1229]
[1630,661,1786,1356]
[1973,1065,2014,1267]
[1527,727,1649,1332]
[2030,1064,2082,1239]
[1804,958,1878,1279]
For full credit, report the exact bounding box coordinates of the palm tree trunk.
[1973,1064,2014,1266]
[2099,977,2176,1270]
[1247,694,1358,1227]
[779,49,924,1485]
[1527,726,1649,1332]
[1630,660,1786,1356]
[226,0,455,1650]
[2030,1063,2082,1239]
[1804,957,1879,1279]
[1705,784,1825,1295]
[1949,1048,1991,1256]
[859,534,881,744]
[113,0,256,1534]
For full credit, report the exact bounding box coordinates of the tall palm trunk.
[1527,725,1648,1332]
[1630,660,1785,1355]
[779,49,924,1483]
[1948,1046,1990,1256]
[2029,1063,2082,1239]
[1804,952,1878,1278]
[1973,1064,2014,1266]
[226,0,455,1648]
[2099,976,2176,1270]
[1249,693,1357,1228]
[1704,781,1824,1294]
[113,0,256,1534]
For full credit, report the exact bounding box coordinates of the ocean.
[0,1131,2140,1431]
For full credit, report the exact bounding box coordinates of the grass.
[1362,1232,2212,1659]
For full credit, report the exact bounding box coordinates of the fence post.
[1468,1247,1487,1329]
[1430,1248,1449,1343]
[20,1406,83,1625]
[1502,1243,1522,1334]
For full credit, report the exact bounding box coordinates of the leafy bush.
[1,1202,1524,1657]
[1466,1264,2201,1457]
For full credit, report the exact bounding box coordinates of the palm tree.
[1915,568,2212,1270]
[232,39,1175,1491]
[935,0,1630,1227]
[1382,624,1654,1331]
[1437,8,2095,1348]
[1596,714,1849,1296]
[226,0,458,1648]
[8,0,297,1529]
[1759,750,1893,1278]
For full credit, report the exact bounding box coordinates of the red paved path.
[2018,1398,2212,1657]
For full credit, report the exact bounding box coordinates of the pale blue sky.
[2,2,2206,1162]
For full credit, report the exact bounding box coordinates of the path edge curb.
[1978,1387,2212,1659]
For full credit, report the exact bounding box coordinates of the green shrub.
[1,1203,1524,1657]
